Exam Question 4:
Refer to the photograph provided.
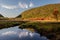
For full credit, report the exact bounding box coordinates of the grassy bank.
[19,22,60,40]
[0,20,60,40]
[0,21,20,29]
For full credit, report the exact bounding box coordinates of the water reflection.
[0,26,48,40]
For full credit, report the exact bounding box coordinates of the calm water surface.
[0,26,48,40]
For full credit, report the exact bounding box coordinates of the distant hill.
[0,14,5,20]
[0,14,4,17]
[17,4,60,20]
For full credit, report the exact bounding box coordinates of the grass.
[17,4,60,21]
[19,22,60,40]
[0,21,20,29]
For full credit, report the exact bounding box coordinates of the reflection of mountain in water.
[0,26,48,40]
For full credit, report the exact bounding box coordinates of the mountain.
[0,14,4,20]
[17,4,60,20]
[0,14,4,17]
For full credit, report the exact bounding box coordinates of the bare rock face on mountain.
[17,4,60,20]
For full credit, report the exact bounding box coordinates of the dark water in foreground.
[0,26,48,40]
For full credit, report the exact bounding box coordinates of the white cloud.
[0,30,48,40]
[1,4,17,9]
[29,2,34,7]
[2,31,17,35]
[0,2,34,9]
[19,2,28,9]
[19,2,34,9]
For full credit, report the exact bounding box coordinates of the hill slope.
[17,4,60,20]
[0,14,4,17]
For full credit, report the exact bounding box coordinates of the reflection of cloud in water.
[0,29,48,40]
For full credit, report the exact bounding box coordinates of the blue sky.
[0,0,60,18]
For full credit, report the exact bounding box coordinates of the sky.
[0,0,60,18]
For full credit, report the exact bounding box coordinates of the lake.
[0,26,48,40]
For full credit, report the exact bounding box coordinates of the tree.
[53,8,59,21]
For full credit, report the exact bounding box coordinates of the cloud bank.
[0,2,34,9]
[0,29,48,40]
[0,4,17,9]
